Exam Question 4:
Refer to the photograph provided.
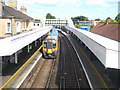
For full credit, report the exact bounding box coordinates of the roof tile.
[90,23,120,42]
[2,6,33,20]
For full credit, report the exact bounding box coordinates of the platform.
[0,26,52,56]
[66,26,120,69]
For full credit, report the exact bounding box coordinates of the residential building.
[91,19,101,26]
[90,22,119,42]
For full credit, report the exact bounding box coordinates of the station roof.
[2,6,34,20]
[90,23,119,42]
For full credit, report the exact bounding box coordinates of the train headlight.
[43,48,47,51]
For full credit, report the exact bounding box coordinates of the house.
[90,18,119,42]
[91,19,101,26]
[0,0,34,38]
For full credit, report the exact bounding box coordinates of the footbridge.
[45,19,68,26]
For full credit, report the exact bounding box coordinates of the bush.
[75,24,81,28]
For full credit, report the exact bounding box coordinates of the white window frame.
[5,21,11,34]
[16,21,21,33]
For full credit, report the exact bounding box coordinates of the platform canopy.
[0,26,52,56]
[66,26,120,69]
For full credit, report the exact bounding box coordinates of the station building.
[0,0,34,38]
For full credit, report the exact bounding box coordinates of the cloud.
[28,0,59,5]
[15,0,118,20]
[86,0,107,6]
[18,0,80,6]
[86,0,119,6]
[17,0,81,11]
[106,0,119,2]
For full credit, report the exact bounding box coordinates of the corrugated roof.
[2,6,33,20]
[90,23,120,42]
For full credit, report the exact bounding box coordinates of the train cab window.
[53,43,56,48]
[44,42,47,48]
[52,40,56,48]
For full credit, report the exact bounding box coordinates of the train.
[42,28,59,58]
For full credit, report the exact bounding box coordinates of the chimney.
[106,17,111,24]
[8,0,17,10]
[0,0,4,17]
[20,6,27,14]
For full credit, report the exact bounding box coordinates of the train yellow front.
[42,28,58,58]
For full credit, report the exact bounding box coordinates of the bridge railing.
[66,26,120,69]
[0,26,52,56]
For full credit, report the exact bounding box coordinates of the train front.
[42,36,58,58]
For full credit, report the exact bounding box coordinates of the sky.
[5,0,119,20]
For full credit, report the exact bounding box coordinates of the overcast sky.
[5,0,119,20]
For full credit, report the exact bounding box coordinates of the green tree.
[35,19,41,21]
[90,25,94,29]
[100,20,106,23]
[115,13,120,23]
[94,19,101,21]
[46,13,56,19]
[110,19,117,23]
[100,19,117,23]
[75,24,82,28]
[71,16,89,24]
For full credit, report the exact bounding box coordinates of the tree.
[94,19,101,21]
[100,18,117,23]
[71,16,89,24]
[115,13,120,23]
[46,13,56,19]
[35,19,41,21]
[110,19,117,23]
[100,20,106,23]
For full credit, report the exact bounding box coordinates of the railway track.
[58,33,90,89]
[20,58,57,88]
[66,31,112,89]
[20,37,60,89]
[45,58,57,89]
[2,31,110,89]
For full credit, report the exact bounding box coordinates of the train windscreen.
[44,39,56,49]
[47,42,52,49]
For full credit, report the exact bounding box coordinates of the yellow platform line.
[0,45,43,90]
[78,45,109,90]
